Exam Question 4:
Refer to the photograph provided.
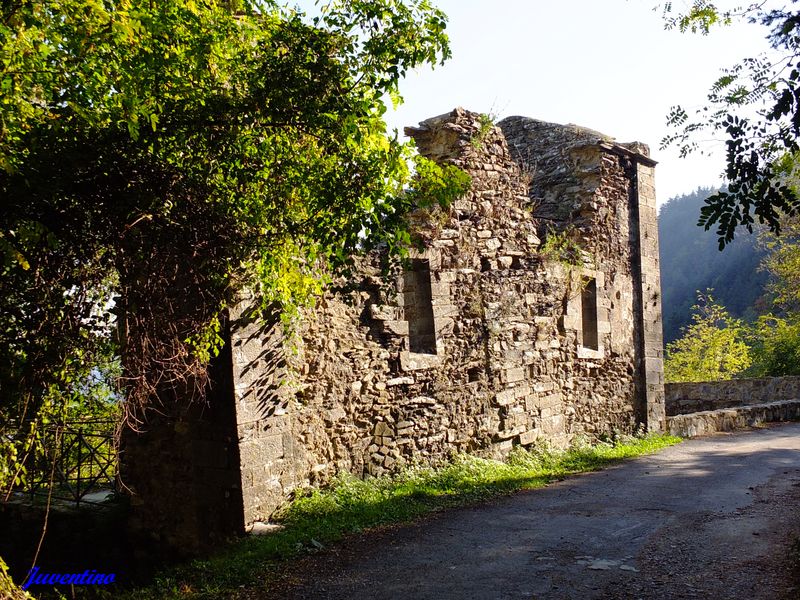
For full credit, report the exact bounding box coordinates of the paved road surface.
[271,423,800,599]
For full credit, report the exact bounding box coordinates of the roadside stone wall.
[667,399,800,437]
[666,377,800,416]
[231,108,666,526]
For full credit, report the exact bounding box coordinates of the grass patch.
[115,433,680,599]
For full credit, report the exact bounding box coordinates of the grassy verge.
[118,433,681,599]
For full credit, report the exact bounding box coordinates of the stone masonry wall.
[633,159,666,430]
[231,108,665,525]
[665,376,800,416]
[498,118,665,430]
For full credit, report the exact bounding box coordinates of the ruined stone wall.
[231,108,665,525]
[666,377,800,416]
[117,108,666,551]
[499,117,665,430]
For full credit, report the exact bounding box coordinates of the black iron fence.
[12,420,119,507]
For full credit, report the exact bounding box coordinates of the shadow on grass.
[112,434,680,598]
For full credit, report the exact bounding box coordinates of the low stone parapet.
[665,377,800,416]
[666,399,800,437]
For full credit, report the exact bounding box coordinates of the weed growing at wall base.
[123,433,680,599]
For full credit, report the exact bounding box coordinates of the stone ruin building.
[122,108,666,554]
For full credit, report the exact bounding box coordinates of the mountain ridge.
[658,187,768,344]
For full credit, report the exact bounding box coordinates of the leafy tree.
[759,211,800,310]
[0,0,468,487]
[743,214,800,375]
[746,315,800,376]
[662,1,800,247]
[664,291,752,382]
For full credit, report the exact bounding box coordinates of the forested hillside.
[658,188,768,343]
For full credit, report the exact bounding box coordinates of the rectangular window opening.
[403,259,437,354]
[581,278,599,351]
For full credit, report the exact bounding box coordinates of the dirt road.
[272,423,800,599]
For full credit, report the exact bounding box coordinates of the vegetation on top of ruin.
[539,226,587,269]
[468,112,497,150]
[115,433,680,599]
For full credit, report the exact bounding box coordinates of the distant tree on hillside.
[665,291,751,383]
[747,316,800,377]
[746,215,800,376]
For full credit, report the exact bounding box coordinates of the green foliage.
[0,557,31,600]
[665,291,752,382]
[0,362,120,499]
[742,215,800,376]
[759,214,800,312]
[746,315,800,376]
[661,183,800,378]
[402,155,472,245]
[122,433,679,598]
[661,2,800,247]
[469,112,495,150]
[662,0,734,34]
[409,156,472,212]
[0,0,466,439]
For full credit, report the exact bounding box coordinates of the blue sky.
[298,1,775,204]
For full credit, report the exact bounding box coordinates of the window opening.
[403,259,437,354]
[581,278,599,350]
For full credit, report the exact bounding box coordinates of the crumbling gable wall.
[499,116,665,430]
[230,108,666,526]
